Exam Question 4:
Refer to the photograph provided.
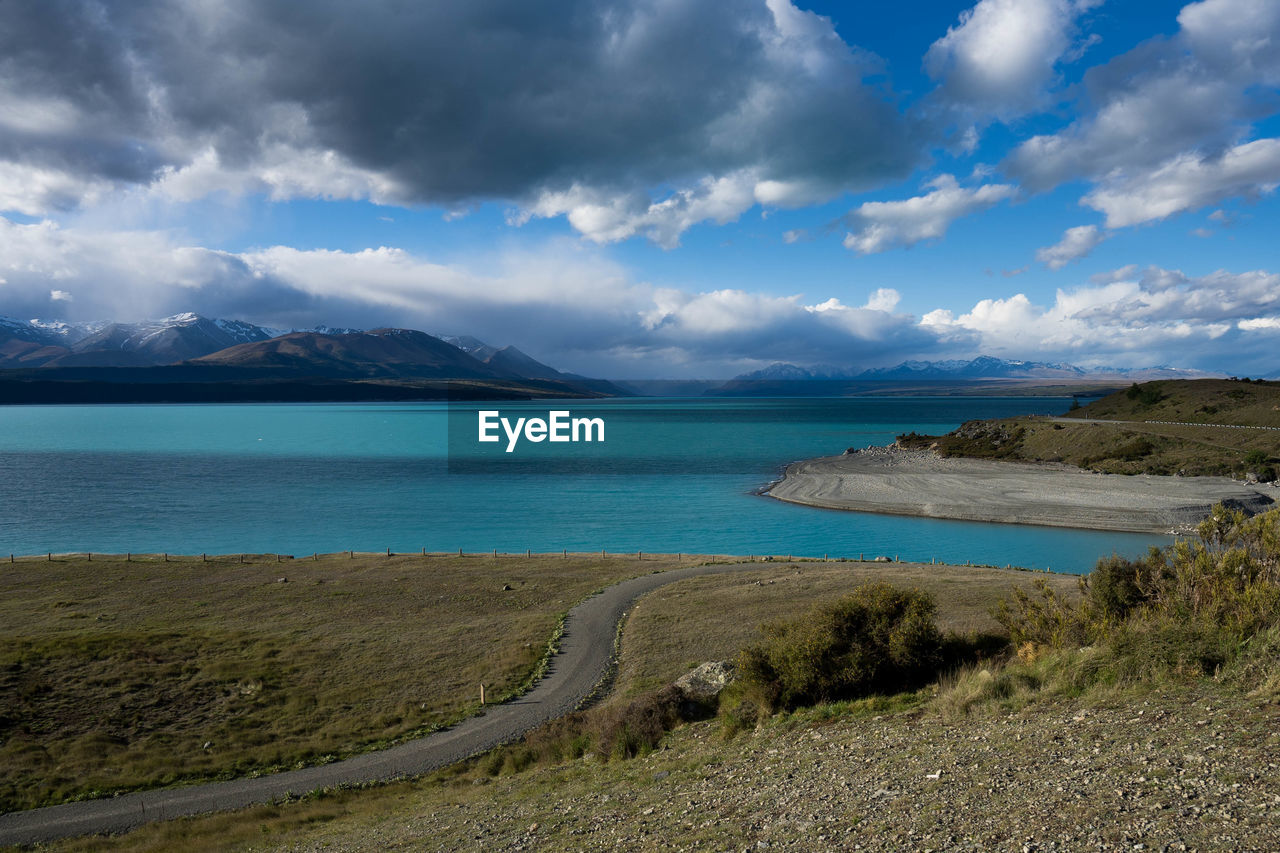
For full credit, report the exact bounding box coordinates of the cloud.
[0,0,921,247]
[1081,138,1280,227]
[842,175,1016,254]
[1035,224,1107,269]
[0,215,940,376]
[1003,0,1280,194]
[6,213,1280,375]
[925,0,1098,117]
[923,264,1280,370]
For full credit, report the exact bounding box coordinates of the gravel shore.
[767,447,1276,534]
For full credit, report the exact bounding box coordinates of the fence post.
[480,684,486,705]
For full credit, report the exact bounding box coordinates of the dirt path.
[0,561,771,845]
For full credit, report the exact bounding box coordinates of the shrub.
[994,505,1280,692]
[735,584,942,712]
[1125,382,1165,406]
[591,685,685,760]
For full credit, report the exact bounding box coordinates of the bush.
[1125,382,1165,406]
[592,685,685,760]
[994,505,1280,691]
[736,584,942,712]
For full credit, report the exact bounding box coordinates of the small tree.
[737,584,942,711]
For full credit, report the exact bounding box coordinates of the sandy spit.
[767,446,1276,534]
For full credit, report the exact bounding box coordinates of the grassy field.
[899,378,1280,477]
[0,550,705,810]
[611,561,1079,699]
[33,559,1086,852]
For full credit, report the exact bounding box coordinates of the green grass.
[0,550,705,810]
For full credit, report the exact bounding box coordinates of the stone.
[674,660,737,703]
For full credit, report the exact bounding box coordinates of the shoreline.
[766,446,1277,534]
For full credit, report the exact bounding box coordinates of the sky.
[1,0,1279,378]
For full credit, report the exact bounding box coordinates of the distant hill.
[732,356,1219,383]
[443,335,564,380]
[897,378,1280,478]
[1062,377,1280,429]
[190,328,506,380]
[442,334,629,395]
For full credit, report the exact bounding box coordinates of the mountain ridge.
[734,356,1219,382]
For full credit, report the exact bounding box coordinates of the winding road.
[0,560,765,846]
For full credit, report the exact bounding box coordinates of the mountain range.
[0,312,625,399]
[733,356,1220,382]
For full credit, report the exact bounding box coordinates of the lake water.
[0,398,1168,572]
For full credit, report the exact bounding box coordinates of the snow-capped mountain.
[733,356,1220,382]
[0,313,285,367]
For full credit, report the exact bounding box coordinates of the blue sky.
[1,0,1278,377]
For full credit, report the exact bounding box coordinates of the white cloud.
[842,175,1016,254]
[925,0,1095,116]
[49,289,73,302]
[1003,0,1280,202]
[1035,224,1107,269]
[0,216,937,376]
[922,265,1280,368]
[1082,138,1280,227]
[0,162,112,217]
[525,171,761,248]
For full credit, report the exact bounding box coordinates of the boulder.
[674,660,737,703]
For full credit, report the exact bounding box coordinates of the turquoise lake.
[0,397,1169,572]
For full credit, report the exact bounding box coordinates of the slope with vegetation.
[53,508,1280,851]
[898,378,1280,478]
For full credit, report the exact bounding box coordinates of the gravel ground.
[768,447,1276,534]
[279,685,1280,852]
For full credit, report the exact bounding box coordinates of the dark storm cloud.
[1,0,921,213]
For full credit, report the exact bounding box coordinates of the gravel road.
[0,561,764,846]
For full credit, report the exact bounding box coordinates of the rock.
[275,577,288,583]
[675,660,737,703]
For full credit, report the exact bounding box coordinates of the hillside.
[1063,377,1280,427]
[188,328,505,379]
[898,378,1280,478]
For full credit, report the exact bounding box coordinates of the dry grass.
[35,558,1074,852]
[0,550,704,810]
[611,561,1080,699]
[899,379,1280,477]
